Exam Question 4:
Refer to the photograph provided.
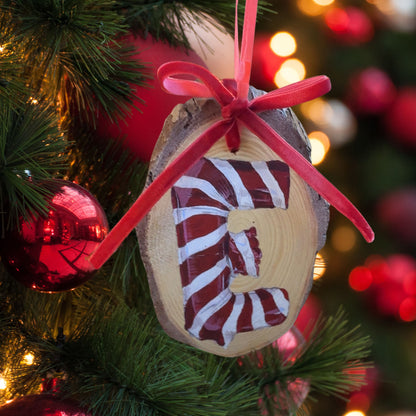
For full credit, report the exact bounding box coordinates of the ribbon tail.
[89,119,234,269]
[241,111,375,243]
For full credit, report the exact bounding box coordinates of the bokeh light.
[297,0,327,16]
[270,31,297,57]
[313,0,335,5]
[308,131,330,165]
[347,392,371,413]
[399,297,416,322]
[344,411,366,416]
[349,266,373,292]
[313,252,326,280]
[0,376,7,390]
[331,225,357,252]
[23,353,35,365]
[300,98,328,124]
[274,59,306,87]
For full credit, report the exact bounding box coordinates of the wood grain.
[137,87,329,356]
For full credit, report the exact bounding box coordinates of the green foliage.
[0,98,68,232]
[116,0,236,47]
[0,0,146,122]
[115,0,271,48]
[239,309,372,415]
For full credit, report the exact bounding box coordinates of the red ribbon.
[89,0,374,270]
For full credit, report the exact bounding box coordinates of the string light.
[308,131,330,165]
[313,0,335,5]
[274,59,306,87]
[23,352,35,365]
[313,252,326,280]
[344,411,366,416]
[0,376,7,390]
[270,31,297,57]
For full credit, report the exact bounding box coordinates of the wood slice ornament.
[88,0,373,358]
[137,88,329,356]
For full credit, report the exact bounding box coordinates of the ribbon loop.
[158,61,234,105]
[249,76,332,113]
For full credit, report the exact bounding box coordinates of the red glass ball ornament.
[0,395,92,416]
[385,87,416,148]
[324,7,374,45]
[94,34,206,162]
[347,67,397,115]
[377,188,416,247]
[0,180,108,292]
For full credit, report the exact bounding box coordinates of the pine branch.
[0,0,146,122]
[0,98,68,232]
[115,0,272,48]
[238,308,372,415]
[53,305,258,416]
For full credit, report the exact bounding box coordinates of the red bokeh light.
[349,266,373,292]
[324,7,374,45]
[399,297,416,322]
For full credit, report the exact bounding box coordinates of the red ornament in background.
[346,367,379,413]
[258,328,310,416]
[94,34,206,162]
[251,35,286,91]
[385,87,416,148]
[377,188,416,247]
[294,293,323,339]
[347,67,397,115]
[0,180,108,292]
[349,254,416,322]
[0,395,92,416]
[324,7,374,45]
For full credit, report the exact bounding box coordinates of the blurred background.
[249,1,416,415]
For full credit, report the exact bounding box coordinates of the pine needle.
[0,98,68,232]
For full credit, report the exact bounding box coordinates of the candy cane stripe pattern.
[171,157,291,347]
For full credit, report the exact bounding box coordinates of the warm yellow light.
[274,59,306,87]
[29,97,39,105]
[23,352,35,365]
[313,0,335,5]
[270,32,297,57]
[313,252,326,280]
[300,98,330,124]
[331,226,357,252]
[344,411,366,416]
[310,138,326,165]
[0,376,7,390]
[309,131,330,165]
[297,0,327,16]
[0,45,4,53]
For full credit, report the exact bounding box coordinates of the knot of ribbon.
[89,0,374,270]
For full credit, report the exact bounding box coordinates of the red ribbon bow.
[89,0,374,270]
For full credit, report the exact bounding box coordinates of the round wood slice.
[136,86,329,357]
